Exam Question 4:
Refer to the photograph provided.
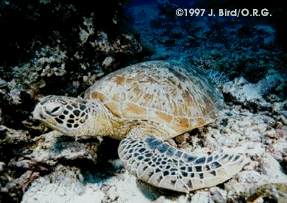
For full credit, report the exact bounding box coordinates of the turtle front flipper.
[118,132,247,193]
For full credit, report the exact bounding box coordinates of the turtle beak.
[32,104,44,121]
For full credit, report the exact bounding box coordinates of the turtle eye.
[44,103,63,116]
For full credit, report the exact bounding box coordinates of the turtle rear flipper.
[118,134,247,193]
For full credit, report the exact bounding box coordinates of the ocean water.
[124,0,287,91]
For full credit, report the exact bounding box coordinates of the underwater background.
[0,0,287,202]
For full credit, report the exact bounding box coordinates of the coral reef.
[0,0,142,202]
[222,70,285,111]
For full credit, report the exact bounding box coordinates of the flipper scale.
[118,133,246,193]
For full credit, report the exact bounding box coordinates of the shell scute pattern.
[84,61,222,136]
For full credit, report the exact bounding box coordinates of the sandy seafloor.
[1,0,287,203]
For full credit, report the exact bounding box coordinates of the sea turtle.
[33,60,246,193]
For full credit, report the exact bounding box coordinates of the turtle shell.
[84,61,223,137]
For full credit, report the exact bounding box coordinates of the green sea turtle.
[33,60,246,193]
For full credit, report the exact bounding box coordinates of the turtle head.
[33,95,94,137]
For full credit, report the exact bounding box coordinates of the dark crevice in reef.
[0,90,36,130]
[0,0,127,66]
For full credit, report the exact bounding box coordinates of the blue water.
[124,0,287,89]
